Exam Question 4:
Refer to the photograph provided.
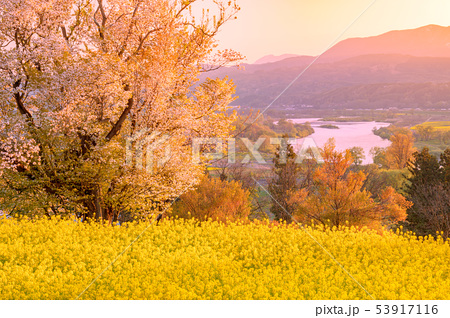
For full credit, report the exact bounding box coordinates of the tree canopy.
[290,139,411,228]
[0,0,242,222]
[404,147,450,240]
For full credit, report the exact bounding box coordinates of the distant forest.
[207,55,450,110]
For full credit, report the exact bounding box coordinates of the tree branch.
[97,0,107,28]
[118,1,142,57]
[13,79,34,123]
[60,26,70,48]
[105,86,133,141]
[125,27,162,61]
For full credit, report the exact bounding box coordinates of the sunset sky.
[213,0,450,63]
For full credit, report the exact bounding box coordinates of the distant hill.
[321,24,450,62]
[254,54,300,64]
[203,25,450,111]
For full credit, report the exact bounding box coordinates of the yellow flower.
[0,217,449,299]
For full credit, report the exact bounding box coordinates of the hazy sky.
[212,0,450,63]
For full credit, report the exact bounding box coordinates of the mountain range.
[253,54,300,64]
[205,25,450,111]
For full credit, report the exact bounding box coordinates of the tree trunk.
[83,186,106,222]
[93,185,104,221]
[106,206,115,226]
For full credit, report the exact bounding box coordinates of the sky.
[209,0,450,63]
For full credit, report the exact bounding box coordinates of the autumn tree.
[298,148,318,191]
[290,139,411,228]
[292,139,374,227]
[0,0,242,222]
[385,132,416,169]
[172,174,252,223]
[370,146,388,169]
[361,165,410,199]
[373,125,410,140]
[349,146,365,166]
[214,160,268,220]
[414,125,435,141]
[275,119,314,138]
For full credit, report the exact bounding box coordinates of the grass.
[415,140,450,158]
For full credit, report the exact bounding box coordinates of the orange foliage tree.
[385,132,416,169]
[172,174,252,223]
[289,139,411,228]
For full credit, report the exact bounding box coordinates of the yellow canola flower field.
[0,217,449,300]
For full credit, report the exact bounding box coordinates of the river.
[290,118,392,164]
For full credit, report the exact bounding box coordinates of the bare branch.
[118,1,142,57]
[97,0,107,28]
[126,27,163,61]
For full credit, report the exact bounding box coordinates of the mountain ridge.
[206,25,450,111]
[253,54,301,64]
[251,24,450,65]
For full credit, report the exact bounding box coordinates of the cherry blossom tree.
[0,0,242,222]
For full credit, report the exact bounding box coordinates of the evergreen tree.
[439,148,450,183]
[268,137,301,223]
[404,147,450,239]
